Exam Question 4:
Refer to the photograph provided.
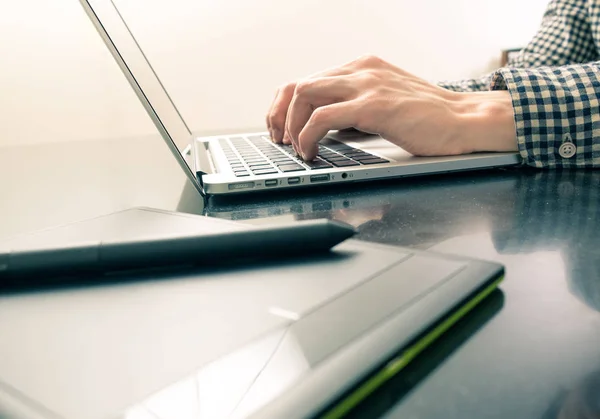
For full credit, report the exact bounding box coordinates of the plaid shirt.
[439,0,600,168]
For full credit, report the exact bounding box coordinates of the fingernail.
[272,128,281,142]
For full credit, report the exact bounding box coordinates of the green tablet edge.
[320,274,504,419]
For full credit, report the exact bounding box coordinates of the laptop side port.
[310,174,330,183]
[287,177,301,185]
[265,179,278,187]
[228,181,255,190]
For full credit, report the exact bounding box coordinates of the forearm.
[452,90,518,153]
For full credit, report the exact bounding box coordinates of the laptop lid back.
[78,0,209,192]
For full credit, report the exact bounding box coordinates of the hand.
[266,55,517,160]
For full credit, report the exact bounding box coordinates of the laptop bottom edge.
[201,158,521,195]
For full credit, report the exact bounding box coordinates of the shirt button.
[558,142,576,159]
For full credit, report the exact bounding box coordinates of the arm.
[438,0,599,92]
[438,0,600,167]
[491,62,600,168]
[265,0,600,168]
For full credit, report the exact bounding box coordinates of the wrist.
[451,91,518,153]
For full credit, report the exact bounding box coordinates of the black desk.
[1,138,599,418]
[204,168,600,419]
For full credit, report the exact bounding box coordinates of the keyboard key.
[358,158,390,165]
[305,160,333,169]
[252,168,278,175]
[278,164,306,172]
[331,160,360,167]
[351,156,379,162]
[318,152,340,158]
[265,153,286,159]
[271,152,291,157]
[247,135,268,142]
[250,163,273,171]
[324,156,354,163]
[280,145,295,153]
[343,151,374,158]
[272,155,296,161]
[327,143,355,151]
[234,171,250,177]
[273,159,297,166]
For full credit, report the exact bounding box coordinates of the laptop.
[0,207,504,419]
[78,0,521,196]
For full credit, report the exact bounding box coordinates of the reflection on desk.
[203,168,600,419]
[206,170,600,312]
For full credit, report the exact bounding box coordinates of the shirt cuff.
[490,64,600,168]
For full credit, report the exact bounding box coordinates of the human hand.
[266,55,517,160]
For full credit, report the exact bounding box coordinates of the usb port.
[228,182,255,190]
[287,177,301,185]
[265,179,278,187]
[310,174,330,183]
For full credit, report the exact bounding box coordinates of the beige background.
[0,0,549,148]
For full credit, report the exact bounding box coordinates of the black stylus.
[0,219,355,280]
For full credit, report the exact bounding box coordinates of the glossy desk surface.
[1,136,599,418]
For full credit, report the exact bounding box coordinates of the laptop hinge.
[196,171,206,191]
[194,138,216,175]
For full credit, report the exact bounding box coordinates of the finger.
[298,100,362,160]
[268,83,296,143]
[267,65,351,143]
[265,86,280,139]
[285,76,355,150]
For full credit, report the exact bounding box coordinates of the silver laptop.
[79,0,521,196]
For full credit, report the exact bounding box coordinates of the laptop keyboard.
[219,135,389,177]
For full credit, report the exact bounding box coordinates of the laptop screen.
[79,0,199,182]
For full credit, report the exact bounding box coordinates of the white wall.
[0,0,549,147]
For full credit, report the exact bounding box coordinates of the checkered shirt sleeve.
[437,0,600,168]
[491,64,600,168]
